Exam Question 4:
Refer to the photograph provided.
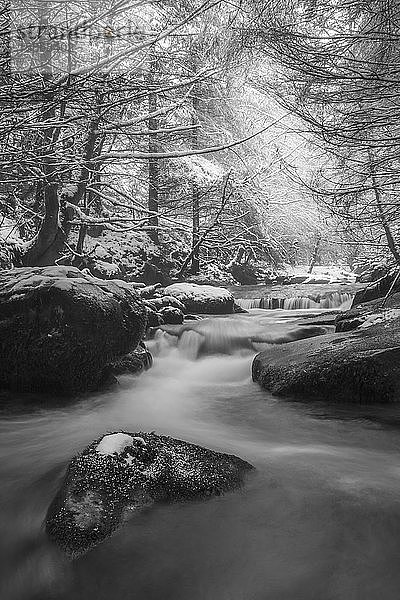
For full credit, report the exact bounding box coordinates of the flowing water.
[235,292,353,310]
[2,309,400,600]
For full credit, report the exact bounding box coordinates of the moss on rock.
[0,266,147,394]
[46,431,254,557]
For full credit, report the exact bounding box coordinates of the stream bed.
[2,308,400,600]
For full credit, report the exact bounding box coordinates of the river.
[2,308,400,600]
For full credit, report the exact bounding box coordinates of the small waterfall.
[149,329,177,356]
[319,292,353,310]
[235,292,353,311]
[261,298,286,309]
[178,330,203,360]
[282,297,319,310]
[150,314,329,361]
[236,298,263,309]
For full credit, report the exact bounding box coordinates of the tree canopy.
[1,0,396,280]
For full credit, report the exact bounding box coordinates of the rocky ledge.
[46,432,254,557]
[0,266,147,394]
[253,293,400,404]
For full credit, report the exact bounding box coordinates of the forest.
[4,3,400,600]
[2,0,400,284]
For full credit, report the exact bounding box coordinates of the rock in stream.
[46,432,254,557]
[0,266,147,394]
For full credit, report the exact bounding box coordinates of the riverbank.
[252,281,400,404]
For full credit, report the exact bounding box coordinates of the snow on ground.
[0,217,21,243]
[289,264,357,283]
[359,309,400,329]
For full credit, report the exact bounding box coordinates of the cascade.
[178,330,204,360]
[235,292,353,311]
[236,298,262,309]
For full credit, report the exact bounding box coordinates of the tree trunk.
[190,92,200,274]
[191,183,200,274]
[21,1,64,266]
[147,53,159,244]
[368,150,400,265]
[22,184,66,266]
[308,235,321,274]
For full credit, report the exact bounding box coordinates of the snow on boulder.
[89,259,121,280]
[46,431,254,557]
[0,266,147,394]
[96,433,146,455]
[163,283,235,314]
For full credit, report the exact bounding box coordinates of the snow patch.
[180,155,224,183]
[0,217,21,243]
[289,264,357,284]
[359,309,400,329]
[96,433,135,455]
[61,183,78,198]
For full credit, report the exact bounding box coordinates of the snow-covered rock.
[279,265,357,286]
[163,283,235,314]
[46,431,254,557]
[96,433,138,456]
[90,259,121,280]
[0,266,147,394]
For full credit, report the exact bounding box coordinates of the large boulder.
[252,313,400,404]
[46,431,254,557]
[0,266,147,394]
[163,283,235,314]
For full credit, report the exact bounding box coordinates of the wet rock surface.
[253,310,400,404]
[158,306,184,324]
[108,344,153,376]
[46,432,254,557]
[0,266,147,394]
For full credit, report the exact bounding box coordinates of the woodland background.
[1,0,399,284]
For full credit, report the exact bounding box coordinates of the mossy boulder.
[0,266,147,394]
[46,432,254,557]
